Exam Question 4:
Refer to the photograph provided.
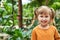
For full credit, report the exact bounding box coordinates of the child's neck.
[39,24,50,29]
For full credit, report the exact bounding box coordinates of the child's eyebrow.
[39,11,47,14]
[39,12,43,14]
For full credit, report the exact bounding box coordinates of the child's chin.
[41,24,47,26]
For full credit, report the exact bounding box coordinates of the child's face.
[38,13,51,26]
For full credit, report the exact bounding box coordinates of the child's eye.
[40,16,43,17]
[45,16,48,18]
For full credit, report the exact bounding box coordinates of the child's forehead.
[37,7,51,15]
[38,8,50,13]
[39,12,50,16]
[38,10,50,15]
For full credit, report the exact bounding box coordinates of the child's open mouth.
[41,21,47,23]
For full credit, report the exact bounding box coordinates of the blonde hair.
[50,8,55,19]
[37,6,55,19]
[33,8,38,20]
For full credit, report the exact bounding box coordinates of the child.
[31,6,60,40]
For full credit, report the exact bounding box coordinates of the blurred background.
[0,0,60,40]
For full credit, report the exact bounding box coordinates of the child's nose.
[42,18,46,20]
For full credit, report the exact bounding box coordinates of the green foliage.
[23,5,34,25]
[55,16,60,33]
[2,26,32,40]
[0,0,18,26]
[51,2,60,10]
[3,27,23,40]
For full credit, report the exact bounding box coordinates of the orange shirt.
[31,25,60,40]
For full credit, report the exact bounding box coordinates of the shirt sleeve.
[54,28,60,40]
[31,29,37,40]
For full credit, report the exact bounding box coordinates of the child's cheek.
[46,17,50,21]
[38,16,42,21]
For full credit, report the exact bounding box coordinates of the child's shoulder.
[32,25,39,31]
[50,25,57,30]
[51,25,56,28]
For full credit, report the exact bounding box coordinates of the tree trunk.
[45,0,48,6]
[18,0,23,28]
